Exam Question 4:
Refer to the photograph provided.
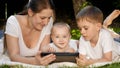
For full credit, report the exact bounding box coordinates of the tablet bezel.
[41,52,79,63]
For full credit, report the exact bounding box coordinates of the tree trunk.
[72,0,86,17]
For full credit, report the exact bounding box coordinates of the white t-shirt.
[49,39,78,52]
[5,15,53,56]
[78,29,119,60]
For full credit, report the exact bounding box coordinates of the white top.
[78,29,119,60]
[49,39,78,52]
[5,15,53,56]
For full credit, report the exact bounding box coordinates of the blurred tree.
[72,0,86,16]
[72,0,92,18]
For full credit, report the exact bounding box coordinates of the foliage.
[79,1,92,11]
[113,28,120,33]
[111,27,120,33]
[71,29,81,40]
[113,0,120,8]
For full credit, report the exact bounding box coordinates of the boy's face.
[77,20,101,41]
[51,26,71,49]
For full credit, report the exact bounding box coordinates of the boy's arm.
[77,51,112,66]
[87,51,112,65]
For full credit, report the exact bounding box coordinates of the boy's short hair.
[76,5,103,24]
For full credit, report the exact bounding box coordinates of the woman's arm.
[39,35,51,51]
[6,34,56,65]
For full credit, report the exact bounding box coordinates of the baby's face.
[51,26,71,49]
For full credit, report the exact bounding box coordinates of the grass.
[94,62,120,68]
[0,64,24,68]
[0,62,120,68]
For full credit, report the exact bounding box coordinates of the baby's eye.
[63,36,67,38]
[84,27,88,30]
[55,36,59,38]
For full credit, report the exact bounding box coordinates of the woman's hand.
[35,51,56,65]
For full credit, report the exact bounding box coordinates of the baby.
[42,22,78,52]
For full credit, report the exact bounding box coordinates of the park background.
[0,0,120,40]
[0,0,120,67]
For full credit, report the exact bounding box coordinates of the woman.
[5,0,56,65]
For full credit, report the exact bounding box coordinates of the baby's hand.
[48,47,56,52]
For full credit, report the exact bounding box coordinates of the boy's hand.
[76,55,90,67]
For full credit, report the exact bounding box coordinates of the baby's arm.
[66,48,75,53]
[41,45,55,52]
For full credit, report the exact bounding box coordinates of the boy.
[76,6,120,66]
[42,22,78,52]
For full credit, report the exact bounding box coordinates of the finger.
[49,47,56,52]
[37,51,42,58]
[80,55,84,60]
[41,54,56,65]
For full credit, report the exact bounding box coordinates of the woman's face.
[29,8,53,31]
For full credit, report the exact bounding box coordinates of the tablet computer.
[41,52,79,63]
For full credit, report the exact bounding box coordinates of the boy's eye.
[40,17,46,20]
[48,17,51,19]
